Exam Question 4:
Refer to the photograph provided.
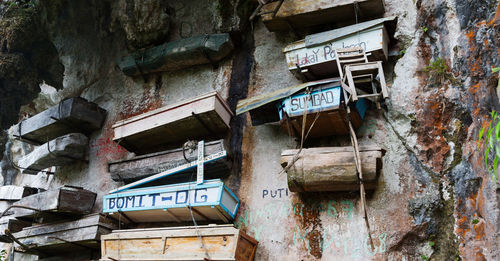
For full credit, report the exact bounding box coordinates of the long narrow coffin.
[19,133,88,174]
[278,83,367,137]
[0,185,42,201]
[281,145,383,192]
[118,34,234,76]
[0,217,30,242]
[13,97,107,145]
[101,225,257,261]
[284,17,395,80]
[103,180,239,223]
[113,92,233,155]
[108,139,231,183]
[261,0,385,32]
[13,186,97,222]
[13,214,117,255]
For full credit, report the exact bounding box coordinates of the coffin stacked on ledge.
[13,97,106,174]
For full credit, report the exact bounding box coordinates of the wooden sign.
[283,17,393,79]
[103,179,238,223]
[101,225,257,261]
[281,145,383,192]
[13,214,117,255]
[108,139,230,183]
[112,91,233,155]
[278,86,341,118]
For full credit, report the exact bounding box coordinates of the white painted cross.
[196,140,204,184]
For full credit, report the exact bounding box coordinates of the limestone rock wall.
[0,0,498,260]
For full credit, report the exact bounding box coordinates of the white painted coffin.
[100,225,258,261]
[283,17,393,79]
[112,91,233,155]
[103,179,239,223]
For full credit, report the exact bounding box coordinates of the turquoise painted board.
[278,86,341,119]
[103,179,238,223]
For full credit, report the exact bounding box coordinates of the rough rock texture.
[0,0,63,129]
[0,0,498,260]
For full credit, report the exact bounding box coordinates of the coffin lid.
[236,78,341,125]
[302,16,398,49]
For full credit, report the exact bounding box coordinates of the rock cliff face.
[0,0,498,260]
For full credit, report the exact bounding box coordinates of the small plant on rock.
[424,57,457,85]
[478,110,500,183]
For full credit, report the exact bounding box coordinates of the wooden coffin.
[13,186,97,222]
[103,179,239,223]
[261,0,385,32]
[113,92,233,155]
[284,17,394,80]
[13,214,117,255]
[0,217,30,242]
[0,185,42,201]
[118,34,234,76]
[108,139,231,183]
[281,145,383,192]
[19,133,88,174]
[13,97,107,145]
[278,85,367,137]
[101,225,257,261]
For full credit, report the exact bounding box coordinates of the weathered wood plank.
[117,34,234,76]
[0,217,31,242]
[108,139,231,183]
[281,146,383,192]
[261,0,385,31]
[18,133,88,175]
[113,92,233,155]
[12,97,107,145]
[13,214,117,255]
[0,185,42,201]
[13,186,97,222]
[101,225,257,261]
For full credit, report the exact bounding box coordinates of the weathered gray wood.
[117,34,234,76]
[0,217,30,242]
[19,133,88,175]
[13,214,117,255]
[261,0,385,31]
[0,185,42,201]
[13,186,97,222]
[113,92,233,155]
[101,225,257,261]
[108,139,231,183]
[13,97,107,145]
[281,146,383,192]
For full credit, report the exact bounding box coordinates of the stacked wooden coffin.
[235,0,392,192]
[103,91,257,260]
[13,97,106,174]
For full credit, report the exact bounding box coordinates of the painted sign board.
[278,86,341,119]
[103,179,239,223]
[283,24,389,78]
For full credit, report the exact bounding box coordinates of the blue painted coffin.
[103,179,239,223]
[277,85,367,137]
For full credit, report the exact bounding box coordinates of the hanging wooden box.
[100,225,257,261]
[283,17,394,80]
[261,0,385,32]
[0,185,42,201]
[118,34,234,76]
[13,186,97,222]
[281,145,383,192]
[278,85,367,137]
[13,214,117,255]
[112,92,233,155]
[108,139,231,183]
[0,217,30,243]
[103,179,239,223]
[13,97,106,145]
